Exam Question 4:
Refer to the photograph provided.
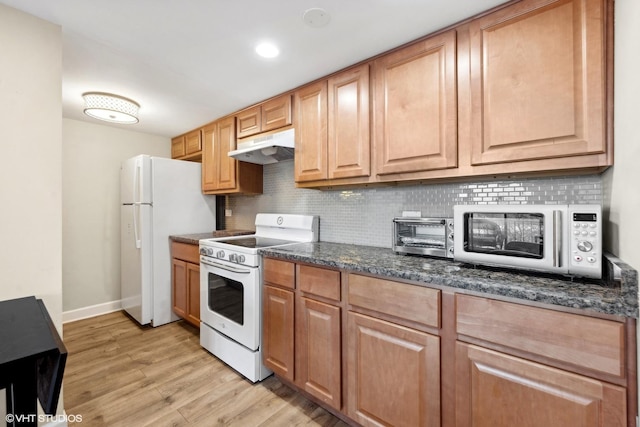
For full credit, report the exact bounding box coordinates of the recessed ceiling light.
[303,8,331,28]
[255,42,280,58]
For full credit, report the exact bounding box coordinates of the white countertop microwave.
[453,204,602,279]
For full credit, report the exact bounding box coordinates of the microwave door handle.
[201,259,251,274]
[553,210,562,267]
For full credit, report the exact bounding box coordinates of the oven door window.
[207,272,244,325]
[463,212,544,259]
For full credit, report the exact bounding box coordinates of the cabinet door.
[347,312,440,427]
[215,116,238,191]
[171,136,186,159]
[172,259,187,319]
[467,0,606,166]
[262,94,292,133]
[185,129,202,155]
[263,285,295,381]
[328,64,370,180]
[237,106,261,139]
[296,297,341,410]
[456,343,627,427]
[294,81,328,182]
[186,262,200,327]
[374,30,457,176]
[201,123,217,192]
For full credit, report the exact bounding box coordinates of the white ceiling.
[1,0,509,138]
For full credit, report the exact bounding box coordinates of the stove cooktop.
[212,236,298,249]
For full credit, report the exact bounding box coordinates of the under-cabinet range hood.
[228,128,294,165]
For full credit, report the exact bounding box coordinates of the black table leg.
[5,362,37,427]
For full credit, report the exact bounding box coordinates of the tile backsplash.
[226,161,603,248]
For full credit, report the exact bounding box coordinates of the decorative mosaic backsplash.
[226,161,603,248]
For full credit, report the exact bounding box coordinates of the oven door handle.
[201,259,251,274]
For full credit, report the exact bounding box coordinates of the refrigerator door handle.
[133,157,141,203]
[133,204,141,249]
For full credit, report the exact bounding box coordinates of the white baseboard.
[63,300,122,323]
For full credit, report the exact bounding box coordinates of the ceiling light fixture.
[82,92,140,124]
[255,42,280,58]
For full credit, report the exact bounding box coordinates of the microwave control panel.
[568,208,601,277]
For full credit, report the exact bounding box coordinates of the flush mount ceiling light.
[82,92,140,124]
[255,42,280,58]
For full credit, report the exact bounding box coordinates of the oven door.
[199,257,260,351]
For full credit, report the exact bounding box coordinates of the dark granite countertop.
[170,230,254,245]
[260,242,638,319]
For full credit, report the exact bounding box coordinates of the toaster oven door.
[393,218,454,257]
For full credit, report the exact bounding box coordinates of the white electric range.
[199,213,319,382]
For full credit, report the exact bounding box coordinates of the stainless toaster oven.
[392,217,454,259]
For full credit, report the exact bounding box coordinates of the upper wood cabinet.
[201,116,263,195]
[295,64,371,183]
[171,129,202,161]
[237,94,292,139]
[176,0,612,189]
[328,64,371,180]
[294,81,328,182]
[374,29,458,177]
[461,0,610,169]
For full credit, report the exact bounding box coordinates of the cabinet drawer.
[263,258,295,289]
[348,274,440,328]
[298,265,341,302]
[455,294,626,377]
[171,241,200,264]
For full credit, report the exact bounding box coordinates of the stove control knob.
[216,250,225,259]
[229,254,237,263]
[238,255,246,263]
[199,248,206,255]
[206,247,214,256]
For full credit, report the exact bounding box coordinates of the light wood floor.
[63,311,348,427]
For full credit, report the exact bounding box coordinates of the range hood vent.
[228,128,295,165]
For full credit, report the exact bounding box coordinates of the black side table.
[0,296,67,427]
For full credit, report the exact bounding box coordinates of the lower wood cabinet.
[263,259,344,410]
[347,312,440,427]
[261,257,636,426]
[456,343,627,427]
[171,242,201,328]
[296,296,341,410]
[262,285,295,381]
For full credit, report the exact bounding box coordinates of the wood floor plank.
[63,311,348,426]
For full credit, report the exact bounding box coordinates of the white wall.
[0,3,63,422]
[0,4,62,333]
[62,118,170,312]
[603,0,640,272]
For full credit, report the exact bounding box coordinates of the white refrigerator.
[120,155,216,327]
